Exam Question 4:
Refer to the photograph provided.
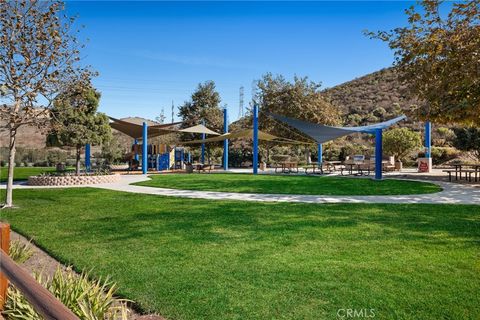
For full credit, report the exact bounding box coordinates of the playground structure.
[83,106,434,180]
[127,143,188,171]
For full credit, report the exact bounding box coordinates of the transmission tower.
[238,86,244,118]
[248,80,256,113]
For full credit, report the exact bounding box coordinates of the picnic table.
[275,161,299,174]
[444,163,479,182]
[323,161,342,172]
[342,163,364,176]
[304,163,323,175]
[340,160,392,176]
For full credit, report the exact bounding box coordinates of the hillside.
[2,68,425,150]
[323,67,422,129]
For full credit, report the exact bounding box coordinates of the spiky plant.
[2,267,130,320]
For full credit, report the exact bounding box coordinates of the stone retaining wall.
[109,164,129,171]
[28,174,121,186]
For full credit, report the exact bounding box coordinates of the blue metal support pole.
[134,139,139,161]
[223,108,229,170]
[201,119,206,164]
[375,128,383,180]
[253,104,259,175]
[142,122,148,174]
[317,143,323,165]
[425,121,431,158]
[188,152,191,163]
[85,143,91,172]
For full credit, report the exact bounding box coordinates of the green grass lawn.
[0,167,56,182]
[1,188,478,319]
[134,173,442,195]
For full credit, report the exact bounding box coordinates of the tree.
[0,0,91,207]
[178,81,223,133]
[453,127,480,160]
[178,81,224,163]
[156,108,166,124]
[48,82,111,175]
[101,133,126,165]
[251,74,342,163]
[254,73,341,140]
[383,128,422,161]
[367,0,480,126]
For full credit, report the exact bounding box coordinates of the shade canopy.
[183,128,307,145]
[269,113,407,144]
[109,117,220,139]
[109,117,180,139]
[176,124,220,135]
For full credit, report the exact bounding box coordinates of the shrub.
[383,128,422,161]
[2,267,130,320]
[33,161,49,167]
[9,240,34,264]
[453,127,480,160]
[431,147,461,165]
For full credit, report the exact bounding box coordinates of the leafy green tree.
[383,128,422,161]
[249,74,342,163]
[48,82,111,175]
[453,127,480,160]
[0,0,92,207]
[254,73,341,141]
[101,133,126,165]
[367,0,480,126]
[178,81,223,134]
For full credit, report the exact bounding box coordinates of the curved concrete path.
[3,174,479,204]
[97,175,479,205]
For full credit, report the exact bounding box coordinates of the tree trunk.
[266,145,270,166]
[75,146,81,176]
[4,129,17,208]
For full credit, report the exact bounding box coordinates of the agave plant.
[2,267,130,320]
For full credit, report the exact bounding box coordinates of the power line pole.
[238,86,244,118]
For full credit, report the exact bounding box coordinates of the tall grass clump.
[8,239,34,264]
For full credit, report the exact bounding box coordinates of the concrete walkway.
[3,174,479,205]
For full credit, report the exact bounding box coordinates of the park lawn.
[1,188,479,319]
[0,167,56,182]
[134,173,442,195]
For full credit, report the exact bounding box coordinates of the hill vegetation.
[323,67,421,128]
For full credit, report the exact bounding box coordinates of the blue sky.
[66,1,415,122]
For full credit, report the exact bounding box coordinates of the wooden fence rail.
[0,223,80,320]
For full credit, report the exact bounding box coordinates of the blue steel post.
[253,104,259,175]
[317,143,323,166]
[201,119,206,164]
[375,128,383,180]
[223,108,229,170]
[425,121,431,158]
[142,122,148,174]
[134,139,139,161]
[85,143,91,172]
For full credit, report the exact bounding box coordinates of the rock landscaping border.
[28,174,121,186]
